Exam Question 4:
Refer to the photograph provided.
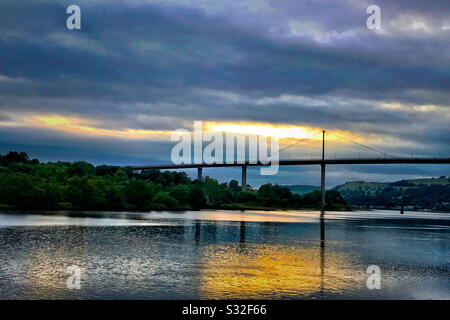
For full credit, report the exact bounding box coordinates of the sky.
[0,0,449,187]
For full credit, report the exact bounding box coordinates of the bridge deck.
[132,157,450,170]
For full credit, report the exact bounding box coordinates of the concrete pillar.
[197,167,203,181]
[320,164,326,213]
[320,130,326,213]
[241,165,247,191]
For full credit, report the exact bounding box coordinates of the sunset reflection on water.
[199,244,357,299]
[0,210,448,299]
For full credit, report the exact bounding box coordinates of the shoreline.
[0,206,349,214]
[0,207,448,216]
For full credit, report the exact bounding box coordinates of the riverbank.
[0,202,350,213]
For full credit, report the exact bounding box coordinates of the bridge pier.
[242,165,247,191]
[320,130,326,213]
[320,164,326,213]
[197,167,203,181]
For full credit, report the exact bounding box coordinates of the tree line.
[338,183,450,212]
[0,151,348,211]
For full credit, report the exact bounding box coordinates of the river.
[0,209,448,299]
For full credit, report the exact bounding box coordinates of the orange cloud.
[30,115,171,140]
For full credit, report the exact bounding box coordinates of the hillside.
[333,176,450,212]
[285,185,320,195]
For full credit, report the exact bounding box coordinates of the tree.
[113,168,129,184]
[238,191,258,203]
[0,151,29,166]
[228,180,240,192]
[152,191,178,208]
[124,179,156,208]
[67,161,95,177]
[104,183,125,209]
[325,190,348,210]
[169,185,192,205]
[0,173,38,207]
[96,165,120,177]
[257,184,286,207]
[64,176,98,209]
[0,151,352,211]
[190,185,207,209]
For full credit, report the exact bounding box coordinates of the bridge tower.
[320,130,326,213]
[197,167,203,181]
[242,165,247,191]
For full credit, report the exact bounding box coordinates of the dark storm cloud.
[0,125,173,165]
[0,0,448,185]
[0,1,448,100]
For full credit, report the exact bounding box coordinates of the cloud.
[0,0,448,185]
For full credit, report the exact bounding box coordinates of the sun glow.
[207,122,322,140]
[205,122,361,144]
[31,115,171,140]
[4,113,378,149]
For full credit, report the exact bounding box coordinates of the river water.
[0,210,448,299]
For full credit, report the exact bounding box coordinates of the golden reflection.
[199,243,357,299]
[23,231,89,299]
[197,210,320,223]
[24,247,83,298]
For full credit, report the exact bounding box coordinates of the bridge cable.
[329,132,395,158]
[262,130,323,161]
[277,131,323,155]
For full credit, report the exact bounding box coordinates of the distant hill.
[285,185,320,195]
[333,176,450,212]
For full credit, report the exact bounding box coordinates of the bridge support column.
[197,167,203,181]
[242,165,247,191]
[320,130,326,213]
[320,163,326,213]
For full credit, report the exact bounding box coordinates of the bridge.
[132,131,450,213]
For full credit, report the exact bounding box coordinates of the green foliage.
[0,151,349,211]
[67,161,96,177]
[0,151,32,166]
[124,179,156,208]
[169,185,192,204]
[95,165,120,177]
[152,191,178,208]
[189,185,207,209]
[228,180,240,192]
[113,168,129,184]
[334,178,450,211]
[238,191,258,203]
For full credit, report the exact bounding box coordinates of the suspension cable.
[264,130,323,160]
[329,132,395,158]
